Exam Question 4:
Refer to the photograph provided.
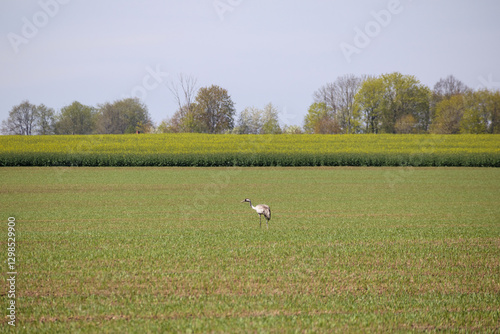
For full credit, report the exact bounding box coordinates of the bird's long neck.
[247,201,255,209]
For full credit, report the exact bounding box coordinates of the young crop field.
[1,134,499,167]
[1,167,499,332]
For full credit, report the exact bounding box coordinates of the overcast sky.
[1,0,499,127]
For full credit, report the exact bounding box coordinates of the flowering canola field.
[0,134,499,166]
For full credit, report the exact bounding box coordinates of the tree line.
[1,98,152,136]
[2,73,499,135]
[306,73,499,134]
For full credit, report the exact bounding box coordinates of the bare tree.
[236,106,262,134]
[335,74,363,133]
[431,75,471,128]
[236,103,282,134]
[433,75,470,99]
[313,74,363,133]
[168,74,198,112]
[158,104,200,133]
[313,82,338,113]
[1,101,38,135]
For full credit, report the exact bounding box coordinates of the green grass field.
[1,167,499,332]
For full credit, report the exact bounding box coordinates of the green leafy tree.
[96,98,152,134]
[487,90,500,134]
[156,119,173,133]
[96,102,125,134]
[194,85,235,134]
[430,89,500,134]
[303,102,340,134]
[395,114,418,134]
[356,73,431,133]
[55,101,96,135]
[460,89,500,134]
[35,104,56,135]
[378,72,431,133]
[430,95,465,134]
[304,102,329,134]
[460,106,486,134]
[260,103,282,134]
[355,76,384,133]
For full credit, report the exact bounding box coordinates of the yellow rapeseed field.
[0,134,499,166]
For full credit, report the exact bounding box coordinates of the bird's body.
[241,198,271,228]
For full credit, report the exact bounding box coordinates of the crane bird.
[241,198,271,228]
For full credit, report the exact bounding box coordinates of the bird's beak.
[240,200,246,203]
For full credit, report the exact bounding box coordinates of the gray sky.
[1,0,499,127]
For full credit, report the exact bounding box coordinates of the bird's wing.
[256,204,271,218]
[265,206,271,219]
[255,204,265,213]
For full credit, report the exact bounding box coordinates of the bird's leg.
[266,220,268,229]
[259,215,262,228]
